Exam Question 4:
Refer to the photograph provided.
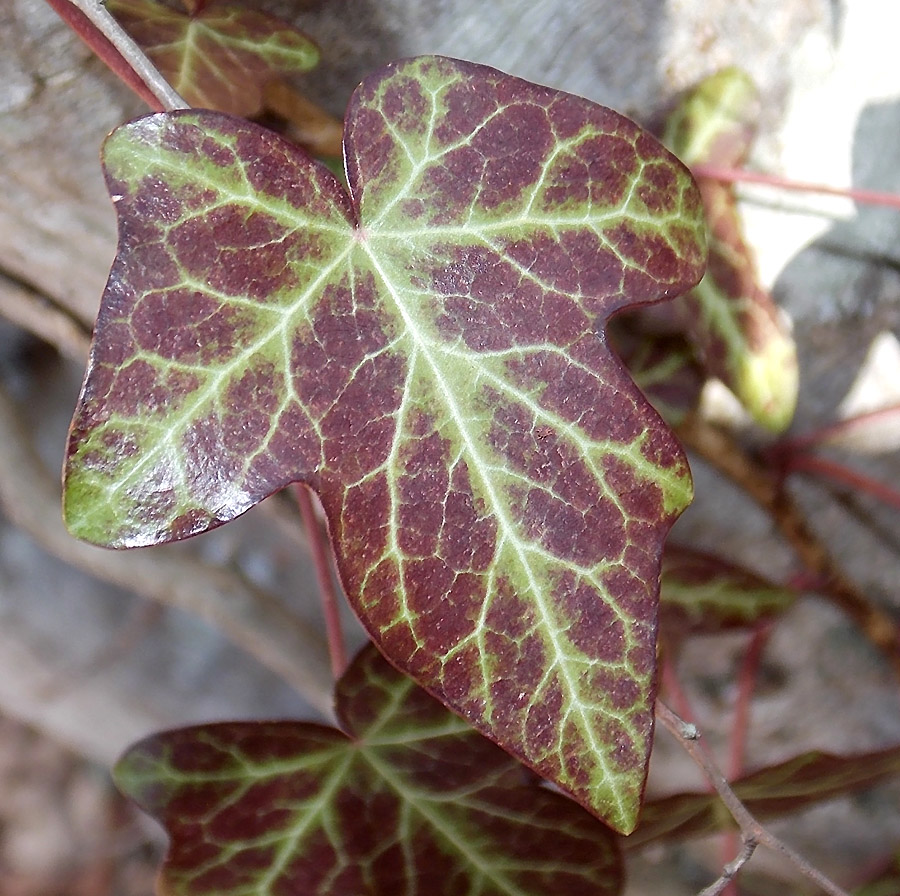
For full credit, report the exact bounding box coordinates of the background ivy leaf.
[63,56,706,832]
[610,321,704,425]
[663,68,798,432]
[659,544,795,634]
[106,0,320,117]
[629,746,900,847]
[114,645,623,896]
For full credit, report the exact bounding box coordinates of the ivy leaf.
[663,68,798,432]
[106,0,319,117]
[63,56,707,832]
[659,545,795,634]
[114,645,623,896]
[630,745,900,847]
[611,321,704,425]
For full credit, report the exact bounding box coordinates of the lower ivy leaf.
[114,645,623,896]
[64,55,707,832]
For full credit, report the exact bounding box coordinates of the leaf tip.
[736,328,799,433]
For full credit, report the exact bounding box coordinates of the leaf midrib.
[360,240,628,824]
[360,747,527,896]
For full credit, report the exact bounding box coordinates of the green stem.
[722,621,772,896]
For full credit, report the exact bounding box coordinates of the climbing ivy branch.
[655,702,851,896]
[44,0,188,111]
[294,483,349,679]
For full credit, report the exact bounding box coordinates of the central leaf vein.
[361,241,627,816]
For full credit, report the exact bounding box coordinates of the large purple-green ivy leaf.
[115,645,623,896]
[64,56,707,832]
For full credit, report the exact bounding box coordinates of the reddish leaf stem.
[45,0,188,112]
[782,452,900,512]
[676,416,900,673]
[660,655,701,731]
[294,485,348,681]
[44,0,161,109]
[722,621,773,896]
[692,163,900,211]
[728,622,772,781]
[776,404,900,454]
[656,701,852,896]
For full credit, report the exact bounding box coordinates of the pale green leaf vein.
[361,242,628,820]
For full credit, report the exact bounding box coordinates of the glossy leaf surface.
[659,545,794,634]
[630,745,900,847]
[664,68,798,432]
[64,56,706,831]
[106,0,319,116]
[115,645,623,896]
